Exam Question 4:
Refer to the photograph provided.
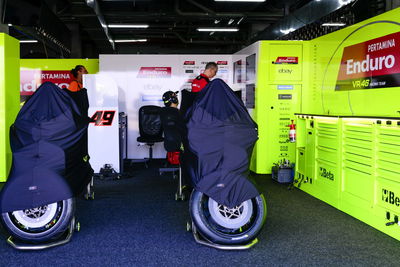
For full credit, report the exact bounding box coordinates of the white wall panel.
[99,54,233,159]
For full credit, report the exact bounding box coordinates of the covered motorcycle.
[0,82,93,242]
[184,79,266,245]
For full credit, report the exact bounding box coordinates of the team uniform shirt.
[68,80,83,92]
[191,74,210,92]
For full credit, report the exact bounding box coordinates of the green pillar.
[0,33,20,182]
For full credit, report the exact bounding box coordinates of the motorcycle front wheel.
[1,198,75,243]
[189,190,266,245]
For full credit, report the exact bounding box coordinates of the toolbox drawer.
[316,133,339,149]
[342,165,373,201]
[316,146,337,164]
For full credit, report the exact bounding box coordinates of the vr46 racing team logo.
[89,110,116,126]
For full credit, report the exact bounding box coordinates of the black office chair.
[137,105,164,164]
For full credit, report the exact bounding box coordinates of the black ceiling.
[2,0,390,58]
[62,0,293,54]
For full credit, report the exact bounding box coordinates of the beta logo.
[382,189,400,207]
[319,167,334,181]
[89,110,116,126]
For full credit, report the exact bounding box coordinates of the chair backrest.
[138,105,163,139]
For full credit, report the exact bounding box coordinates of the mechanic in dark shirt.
[160,91,187,152]
[191,62,218,92]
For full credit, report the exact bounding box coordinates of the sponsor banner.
[217,61,228,65]
[137,67,172,78]
[141,95,163,102]
[273,57,299,64]
[278,94,293,100]
[277,85,294,90]
[183,61,195,65]
[20,70,72,96]
[336,32,400,90]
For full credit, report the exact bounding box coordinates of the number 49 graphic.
[89,110,116,126]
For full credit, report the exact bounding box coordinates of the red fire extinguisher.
[289,120,296,143]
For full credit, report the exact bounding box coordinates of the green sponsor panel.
[309,8,400,117]
[251,41,304,174]
[0,33,20,182]
[267,44,303,82]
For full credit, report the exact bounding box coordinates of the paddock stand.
[6,217,80,251]
[186,221,259,250]
[159,165,186,201]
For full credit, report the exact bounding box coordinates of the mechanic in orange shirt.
[68,65,88,92]
[191,62,218,92]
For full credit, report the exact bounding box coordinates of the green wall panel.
[20,58,99,74]
[307,8,400,117]
[251,41,306,174]
[0,34,20,182]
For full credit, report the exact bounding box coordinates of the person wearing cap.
[160,91,187,152]
[191,62,218,93]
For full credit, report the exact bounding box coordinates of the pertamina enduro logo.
[272,57,299,64]
[336,32,400,90]
[137,67,172,78]
[20,70,72,96]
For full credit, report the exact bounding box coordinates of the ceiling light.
[20,40,38,43]
[228,19,235,25]
[322,22,346,27]
[114,39,147,43]
[214,0,266,2]
[7,24,12,27]
[338,0,352,6]
[197,28,239,32]
[280,28,295,35]
[108,24,149,28]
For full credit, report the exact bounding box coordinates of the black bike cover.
[185,79,259,208]
[0,82,93,213]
